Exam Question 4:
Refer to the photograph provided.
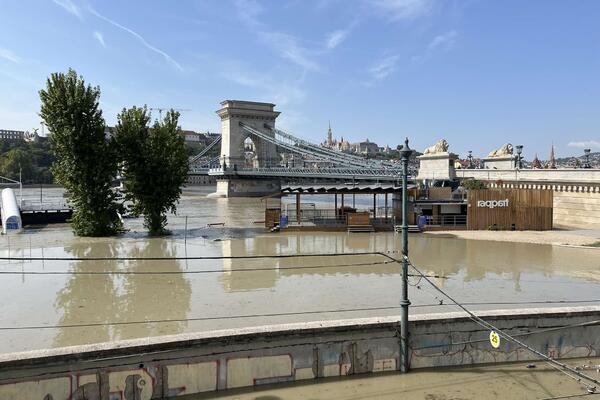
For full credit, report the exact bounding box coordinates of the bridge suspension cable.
[240,123,342,165]
[241,123,394,169]
[268,125,397,169]
[190,135,222,165]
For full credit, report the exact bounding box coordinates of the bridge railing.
[20,199,71,211]
[284,209,346,225]
[203,166,405,177]
[282,207,397,226]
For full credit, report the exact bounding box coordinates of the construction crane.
[149,107,191,119]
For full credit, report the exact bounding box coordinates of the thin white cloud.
[52,0,82,19]
[0,48,22,64]
[428,30,458,51]
[368,55,399,80]
[325,30,349,49]
[221,61,306,107]
[259,32,320,71]
[568,140,600,149]
[368,0,434,21]
[93,31,106,48]
[88,7,183,71]
[234,0,320,71]
[316,0,344,9]
[234,0,264,28]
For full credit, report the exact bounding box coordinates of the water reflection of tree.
[53,238,191,347]
[219,235,402,292]
[219,238,278,292]
[53,238,122,347]
[116,239,191,339]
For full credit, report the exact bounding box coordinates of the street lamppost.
[467,150,473,169]
[515,145,523,169]
[398,137,413,373]
[583,148,591,169]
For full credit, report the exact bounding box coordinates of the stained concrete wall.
[186,175,216,185]
[554,191,600,229]
[1,307,599,399]
[212,178,281,197]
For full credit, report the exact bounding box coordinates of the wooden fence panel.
[347,212,371,226]
[467,189,552,230]
[265,208,281,228]
[428,187,452,200]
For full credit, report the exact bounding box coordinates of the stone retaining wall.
[0,306,599,399]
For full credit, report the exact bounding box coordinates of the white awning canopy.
[1,188,21,233]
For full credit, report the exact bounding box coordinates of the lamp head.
[516,145,523,154]
[399,137,413,158]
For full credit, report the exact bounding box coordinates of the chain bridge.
[189,100,408,196]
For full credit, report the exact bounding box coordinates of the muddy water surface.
[0,186,599,353]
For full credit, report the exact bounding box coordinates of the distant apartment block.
[0,129,42,142]
[180,130,219,145]
[0,129,25,141]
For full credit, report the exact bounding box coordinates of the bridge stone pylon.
[217,100,280,168]
[208,100,282,197]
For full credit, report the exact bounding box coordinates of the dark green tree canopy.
[39,69,122,236]
[0,148,33,181]
[115,106,189,235]
[462,179,487,190]
[0,139,54,183]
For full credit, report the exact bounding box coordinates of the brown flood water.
[187,357,600,400]
[0,186,599,354]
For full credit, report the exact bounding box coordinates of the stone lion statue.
[423,139,449,155]
[487,143,513,158]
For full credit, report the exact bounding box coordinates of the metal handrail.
[423,215,467,226]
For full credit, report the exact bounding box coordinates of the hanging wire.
[0,305,403,331]
[382,253,600,393]
[0,259,397,275]
[0,251,390,261]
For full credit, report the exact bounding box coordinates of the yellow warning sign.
[489,331,500,348]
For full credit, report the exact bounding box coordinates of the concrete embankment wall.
[457,168,600,184]
[0,306,598,399]
[554,191,600,229]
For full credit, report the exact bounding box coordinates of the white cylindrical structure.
[1,188,22,233]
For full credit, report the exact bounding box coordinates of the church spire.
[549,143,556,169]
[532,153,542,169]
[327,120,333,146]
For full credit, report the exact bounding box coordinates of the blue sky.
[1,0,599,158]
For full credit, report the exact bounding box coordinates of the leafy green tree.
[187,140,218,158]
[39,69,122,236]
[462,179,487,190]
[0,139,55,183]
[115,106,189,236]
[0,148,34,181]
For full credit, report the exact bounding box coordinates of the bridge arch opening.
[244,136,258,168]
